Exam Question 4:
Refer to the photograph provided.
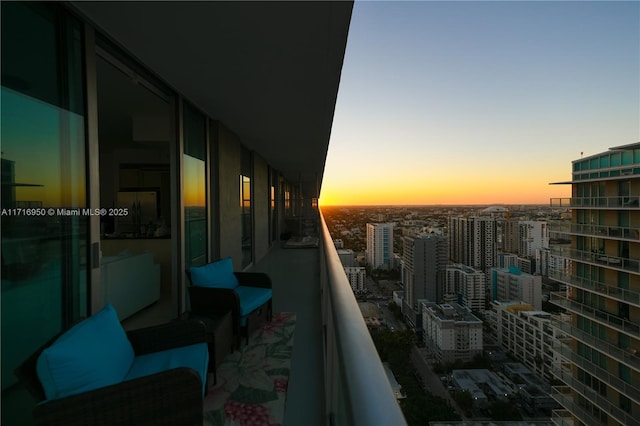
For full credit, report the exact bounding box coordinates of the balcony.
[549,221,640,243]
[550,195,640,209]
[550,408,575,426]
[553,341,640,403]
[548,270,640,307]
[550,387,600,426]
[550,246,640,274]
[251,210,406,426]
[549,292,640,335]
[551,367,638,426]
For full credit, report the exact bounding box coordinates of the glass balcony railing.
[319,211,407,426]
[550,246,640,274]
[550,196,640,209]
[550,408,575,426]
[553,341,640,402]
[549,221,640,242]
[551,367,638,426]
[548,270,640,307]
[551,317,640,371]
[549,292,640,335]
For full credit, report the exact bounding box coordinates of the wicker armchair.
[15,319,207,426]
[187,269,273,346]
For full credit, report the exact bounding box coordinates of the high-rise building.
[401,233,448,316]
[518,221,549,258]
[449,216,498,273]
[366,223,394,270]
[502,220,549,258]
[549,142,640,426]
[446,264,486,311]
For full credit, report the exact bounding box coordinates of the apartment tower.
[401,233,448,320]
[549,142,640,426]
[449,216,498,273]
[366,223,394,270]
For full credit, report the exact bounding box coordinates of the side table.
[187,310,233,383]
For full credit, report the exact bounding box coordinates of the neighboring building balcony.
[549,292,640,335]
[550,366,638,426]
[551,316,640,371]
[550,408,575,426]
[550,246,640,274]
[570,164,640,182]
[550,196,640,209]
[549,270,640,307]
[553,340,640,403]
[549,221,640,243]
[550,387,602,426]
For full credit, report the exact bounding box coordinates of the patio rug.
[203,312,296,426]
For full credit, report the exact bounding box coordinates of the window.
[619,363,631,384]
[240,147,252,268]
[183,102,207,267]
[1,2,87,420]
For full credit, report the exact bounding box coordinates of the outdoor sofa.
[14,303,208,426]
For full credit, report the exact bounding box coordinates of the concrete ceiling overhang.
[70,1,353,198]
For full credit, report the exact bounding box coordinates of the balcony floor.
[251,243,325,426]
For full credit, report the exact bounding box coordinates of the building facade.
[491,266,543,310]
[449,216,498,274]
[549,143,640,426]
[366,223,394,270]
[401,233,448,312]
[446,264,486,311]
[338,248,355,267]
[490,301,569,382]
[421,302,483,364]
[344,266,366,293]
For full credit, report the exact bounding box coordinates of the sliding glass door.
[1,3,87,423]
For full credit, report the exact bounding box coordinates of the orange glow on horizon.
[319,175,570,206]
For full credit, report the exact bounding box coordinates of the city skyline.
[320,1,639,206]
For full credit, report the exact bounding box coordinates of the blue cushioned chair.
[187,257,272,346]
[15,304,209,426]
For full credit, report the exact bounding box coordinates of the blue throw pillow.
[36,303,134,400]
[189,257,239,289]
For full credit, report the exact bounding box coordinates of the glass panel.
[619,363,631,384]
[183,102,207,268]
[611,152,621,166]
[270,169,278,243]
[96,53,173,324]
[240,145,252,267]
[1,2,86,422]
[240,175,252,268]
[600,155,609,168]
[622,150,633,165]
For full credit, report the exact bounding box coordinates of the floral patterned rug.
[203,312,296,426]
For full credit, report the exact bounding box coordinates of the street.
[410,346,466,420]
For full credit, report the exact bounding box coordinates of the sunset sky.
[320,1,640,206]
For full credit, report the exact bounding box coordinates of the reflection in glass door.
[241,147,253,268]
[95,51,175,326]
[1,3,87,423]
[183,102,207,268]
